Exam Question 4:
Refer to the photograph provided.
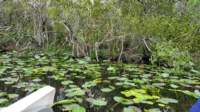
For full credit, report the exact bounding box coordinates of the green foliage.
[187,0,200,24]
[1,0,200,111]
[151,41,192,68]
[0,0,200,65]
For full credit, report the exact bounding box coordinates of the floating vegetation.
[0,52,199,112]
[86,98,107,106]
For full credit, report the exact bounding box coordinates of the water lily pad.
[101,86,115,93]
[8,94,19,99]
[101,88,113,93]
[77,59,88,64]
[41,66,57,72]
[62,103,85,112]
[61,80,74,86]
[161,73,169,78]
[123,106,141,112]
[170,89,200,98]
[69,85,78,88]
[122,88,159,104]
[0,92,7,97]
[157,98,178,104]
[32,78,42,82]
[181,90,200,98]
[152,83,166,87]
[82,81,96,88]
[170,84,179,89]
[113,96,133,105]
[72,106,86,112]
[108,76,119,80]
[121,88,146,97]
[53,99,77,106]
[0,98,9,106]
[86,98,107,106]
[123,107,136,112]
[107,66,116,74]
[65,88,85,97]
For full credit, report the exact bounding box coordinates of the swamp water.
[0,52,200,112]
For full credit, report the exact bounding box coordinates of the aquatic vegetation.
[101,86,115,93]
[113,96,134,105]
[0,52,199,112]
[121,88,160,105]
[86,98,107,106]
[156,98,178,105]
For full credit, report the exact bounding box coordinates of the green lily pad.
[53,99,77,107]
[61,80,74,86]
[101,88,113,93]
[170,84,179,89]
[0,92,7,97]
[72,106,86,112]
[113,96,133,105]
[62,104,85,112]
[8,94,19,99]
[101,86,115,93]
[161,73,169,78]
[86,98,107,106]
[0,98,9,106]
[65,88,85,97]
[123,106,139,112]
[82,81,96,89]
[157,98,178,104]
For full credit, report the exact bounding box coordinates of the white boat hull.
[1,86,55,112]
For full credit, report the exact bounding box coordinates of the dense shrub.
[0,0,200,67]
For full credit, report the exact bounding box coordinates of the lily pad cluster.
[0,91,19,107]
[0,52,199,112]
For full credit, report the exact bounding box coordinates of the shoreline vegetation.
[0,0,200,112]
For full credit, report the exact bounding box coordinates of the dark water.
[0,62,198,112]
[48,69,196,112]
